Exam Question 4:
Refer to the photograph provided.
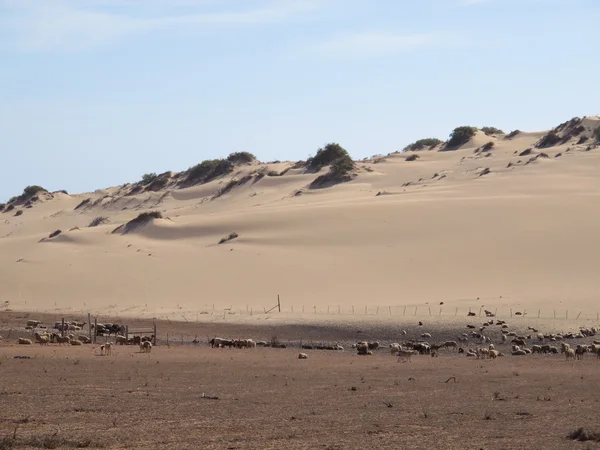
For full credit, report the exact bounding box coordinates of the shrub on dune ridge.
[227,152,256,165]
[141,173,157,184]
[307,143,352,170]
[89,216,110,227]
[112,211,163,235]
[481,126,504,136]
[186,159,234,185]
[445,126,477,149]
[218,232,239,244]
[594,126,600,142]
[403,138,443,151]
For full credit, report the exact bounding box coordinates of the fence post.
[403,306,407,316]
[510,308,513,317]
[338,305,341,314]
[61,318,65,337]
[291,305,294,313]
[365,306,367,315]
[352,305,354,314]
[439,308,442,316]
[554,310,556,319]
[428,307,431,316]
[455,307,458,317]
[414,306,418,316]
[88,313,92,342]
[277,295,281,313]
[376,306,379,315]
[389,306,392,315]
[566,310,568,320]
[153,322,157,346]
[576,312,581,320]
[125,325,128,341]
[478,307,482,317]
[327,305,330,315]
[538,309,540,318]
[93,318,97,344]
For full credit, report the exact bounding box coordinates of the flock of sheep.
[13,319,153,355]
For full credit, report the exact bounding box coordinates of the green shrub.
[141,173,157,184]
[89,216,110,227]
[22,185,45,198]
[8,196,18,204]
[536,131,561,148]
[482,141,495,151]
[594,126,600,142]
[403,138,443,151]
[481,127,504,136]
[307,143,351,169]
[227,152,256,165]
[0,203,4,212]
[505,130,520,139]
[446,126,477,148]
[187,159,233,184]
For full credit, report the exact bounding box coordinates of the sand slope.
[1,118,600,320]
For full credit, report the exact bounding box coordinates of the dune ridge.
[1,118,600,322]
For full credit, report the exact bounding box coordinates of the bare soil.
[1,314,600,449]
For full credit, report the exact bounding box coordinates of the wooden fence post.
[61,318,65,337]
[93,318,97,344]
[153,322,157,346]
[88,313,92,342]
[277,295,281,313]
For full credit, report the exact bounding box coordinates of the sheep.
[34,332,49,345]
[488,344,495,351]
[431,349,438,358]
[488,349,500,359]
[477,348,489,359]
[100,345,106,356]
[78,335,91,344]
[575,345,586,360]
[531,345,542,354]
[466,349,477,357]
[401,330,407,335]
[18,338,32,345]
[501,335,507,343]
[70,339,82,346]
[115,335,128,345]
[367,342,380,351]
[396,349,416,363]
[537,333,544,342]
[57,336,70,345]
[389,343,401,355]
[298,353,308,359]
[256,341,268,347]
[443,341,458,350]
[512,350,527,356]
[26,320,41,328]
[141,341,152,353]
[420,333,432,339]
[356,342,369,355]
[565,348,576,361]
[104,342,113,355]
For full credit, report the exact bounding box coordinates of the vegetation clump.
[112,211,163,235]
[218,232,239,244]
[403,138,443,151]
[445,126,477,149]
[307,143,352,170]
[481,127,504,136]
[594,126,600,143]
[89,216,110,227]
[186,159,234,185]
[568,427,600,442]
[141,173,157,185]
[536,131,561,148]
[482,141,495,151]
[505,130,521,139]
[227,152,256,165]
[309,154,355,188]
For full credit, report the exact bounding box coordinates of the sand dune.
[1,118,600,321]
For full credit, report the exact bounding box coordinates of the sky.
[1,0,599,199]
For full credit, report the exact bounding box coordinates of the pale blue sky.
[1,0,599,200]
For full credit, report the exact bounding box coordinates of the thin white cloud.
[0,0,322,51]
[316,32,437,57]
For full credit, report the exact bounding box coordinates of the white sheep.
[18,338,32,345]
[105,342,113,355]
[141,341,152,353]
[420,333,432,338]
[396,349,416,363]
[298,353,308,359]
[565,348,576,361]
[389,343,401,355]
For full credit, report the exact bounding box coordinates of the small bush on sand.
[141,173,157,184]
[405,154,419,161]
[481,127,504,136]
[594,126,600,142]
[48,230,61,238]
[505,130,520,139]
[22,185,45,198]
[14,210,23,217]
[536,131,562,148]
[446,126,477,148]
[218,232,239,244]
[89,216,110,227]
[307,143,351,170]
[227,152,256,165]
[74,198,91,210]
[186,159,234,184]
[112,211,163,235]
[403,138,443,151]
[5,204,15,213]
[0,203,4,212]
[482,141,494,151]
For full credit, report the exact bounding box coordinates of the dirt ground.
[2,319,600,450]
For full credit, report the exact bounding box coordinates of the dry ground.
[1,334,600,449]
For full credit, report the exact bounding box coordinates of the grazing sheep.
[26,320,41,328]
[356,342,369,355]
[298,353,308,359]
[431,349,438,358]
[512,350,527,356]
[466,349,477,357]
[70,339,82,346]
[57,335,70,345]
[141,341,152,353]
[367,342,380,351]
[443,341,458,350]
[115,335,128,345]
[104,342,113,355]
[488,344,495,351]
[537,333,544,342]
[78,335,91,344]
[389,343,401,355]
[477,348,489,359]
[565,348,576,361]
[401,330,407,335]
[256,341,268,347]
[575,345,586,360]
[396,350,416,363]
[488,349,500,359]
[531,345,542,354]
[18,338,32,345]
[34,332,49,345]
[501,335,507,343]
